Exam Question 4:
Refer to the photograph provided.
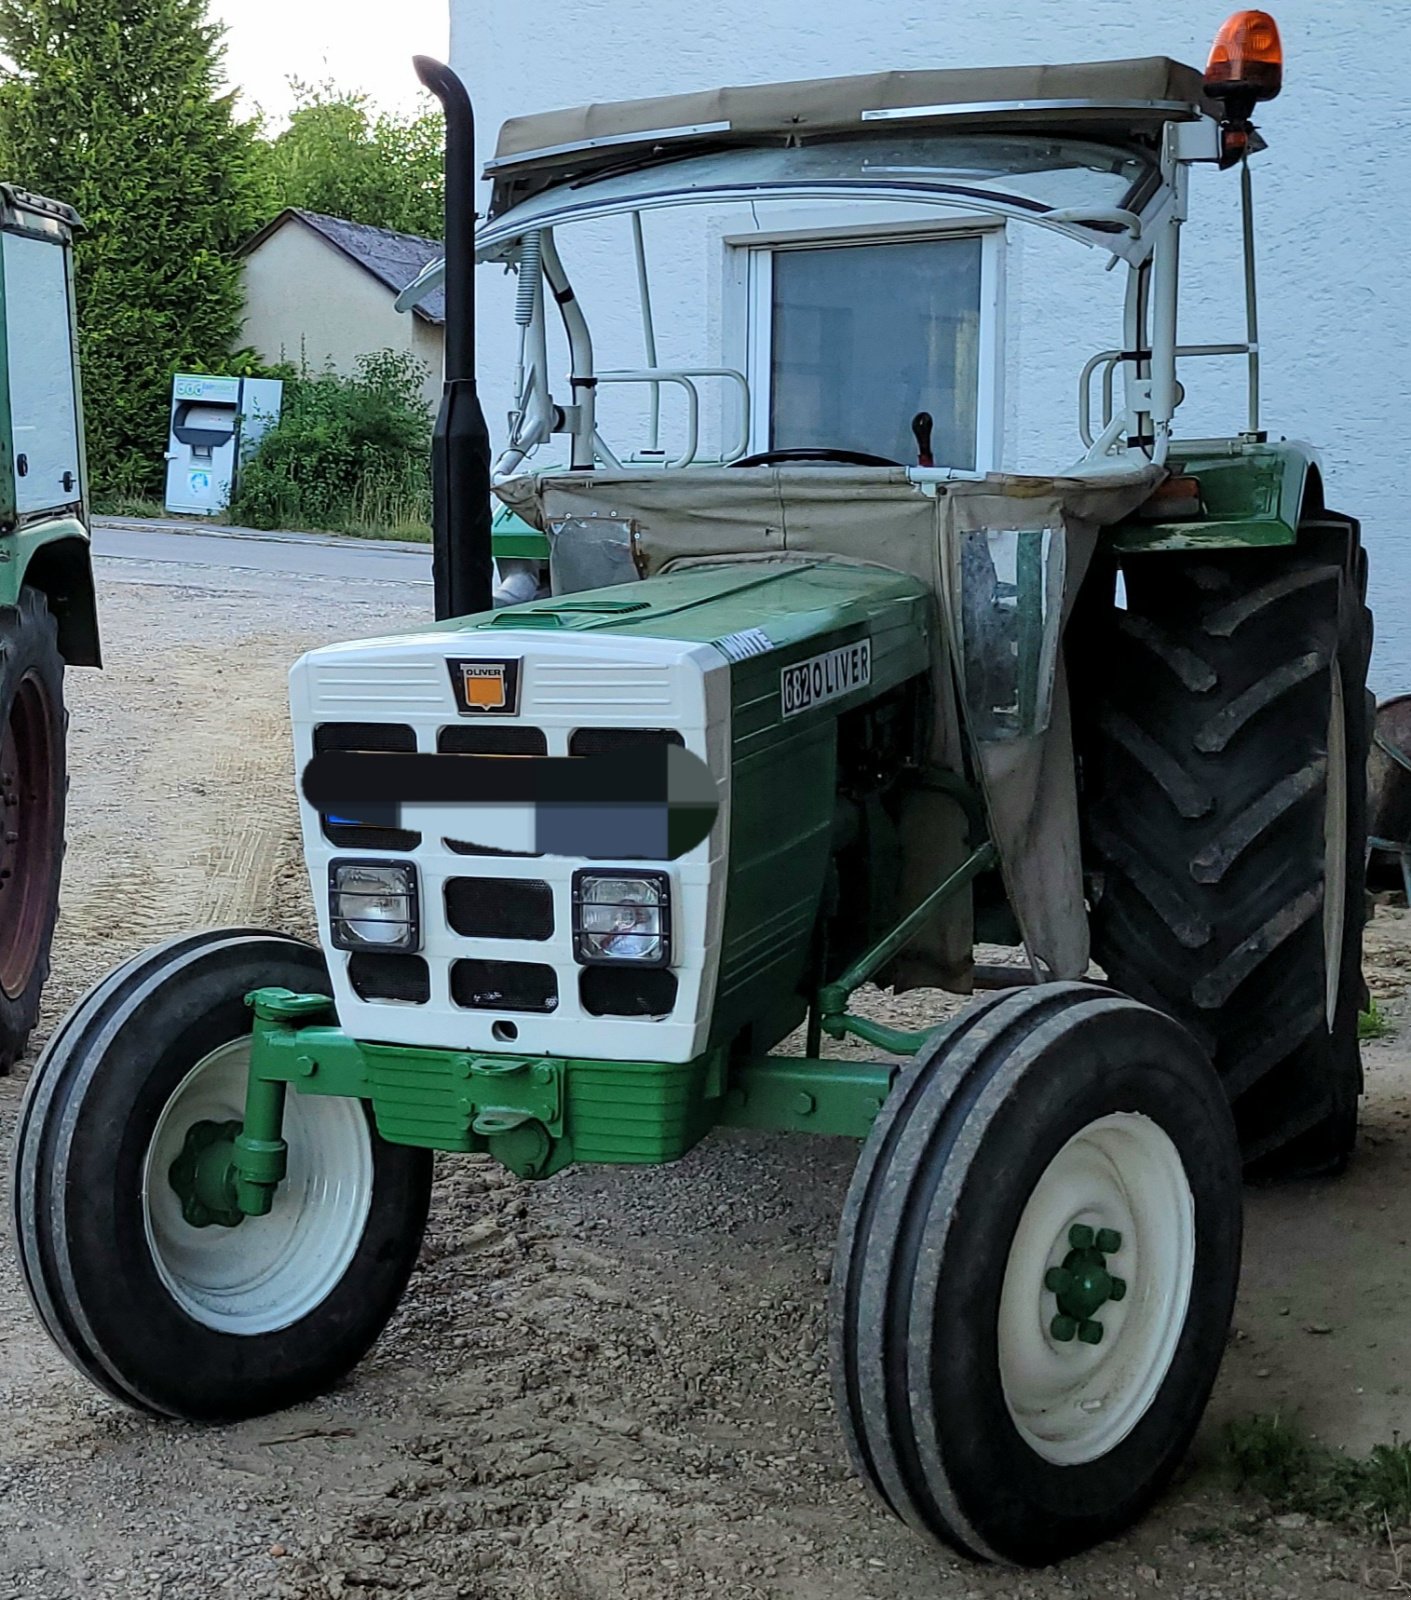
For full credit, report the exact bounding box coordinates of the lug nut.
[1078,1319,1105,1345]
[1050,1314,1079,1342]
[1108,1276,1127,1301]
[1045,1266,1073,1295]
[1096,1227,1123,1254]
[1068,1223,1095,1250]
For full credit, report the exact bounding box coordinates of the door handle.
[61,470,75,493]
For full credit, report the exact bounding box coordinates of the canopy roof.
[487,57,1217,211]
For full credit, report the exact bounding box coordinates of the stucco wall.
[240,220,445,413]
[452,0,1410,690]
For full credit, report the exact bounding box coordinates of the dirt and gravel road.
[4,538,1411,1599]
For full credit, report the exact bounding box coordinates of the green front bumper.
[245,988,894,1185]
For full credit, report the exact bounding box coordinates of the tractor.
[13,13,1373,1566]
[0,187,96,1070]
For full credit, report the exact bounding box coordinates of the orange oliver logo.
[449,657,521,716]
[463,666,506,708]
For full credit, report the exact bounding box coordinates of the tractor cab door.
[2,224,82,522]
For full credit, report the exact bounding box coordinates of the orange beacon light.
[1204,11,1284,107]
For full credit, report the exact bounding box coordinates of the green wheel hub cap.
[1044,1224,1126,1345]
[167,1119,245,1229]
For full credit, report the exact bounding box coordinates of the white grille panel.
[527,662,675,708]
[307,660,448,714]
[290,625,734,1064]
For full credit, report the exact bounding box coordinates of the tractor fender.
[1102,439,1323,554]
[0,516,100,666]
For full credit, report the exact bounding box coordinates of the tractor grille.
[294,614,717,1062]
[568,726,684,755]
[438,726,548,755]
[580,966,678,1018]
[348,951,431,1004]
[451,958,558,1013]
[439,725,547,857]
[445,877,553,941]
[314,722,420,852]
[431,726,692,1020]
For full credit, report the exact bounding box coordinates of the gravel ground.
[2,573,1410,1599]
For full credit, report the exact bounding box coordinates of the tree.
[0,0,266,493]
[260,79,443,241]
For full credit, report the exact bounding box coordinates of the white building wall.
[452,0,1410,690]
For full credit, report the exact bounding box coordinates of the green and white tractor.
[0,187,96,1069]
[13,15,1373,1565]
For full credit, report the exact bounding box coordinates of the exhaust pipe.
[413,56,493,621]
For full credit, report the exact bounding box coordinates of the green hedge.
[229,350,432,540]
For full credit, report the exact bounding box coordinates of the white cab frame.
[436,106,1256,483]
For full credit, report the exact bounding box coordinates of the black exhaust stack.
[414,56,493,620]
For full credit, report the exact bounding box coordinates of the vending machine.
[163,373,282,516]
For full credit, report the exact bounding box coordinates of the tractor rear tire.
[831,984,1241,1565]
[0,587,66,1073]
[1077,522,1372,1180]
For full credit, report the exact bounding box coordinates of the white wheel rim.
[1323,661,1348,1032]
[997,1112,1196,1467]
[142,1039,374,1335]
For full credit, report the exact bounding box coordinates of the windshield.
[481,134,1155,250]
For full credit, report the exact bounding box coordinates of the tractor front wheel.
[11,929,432,1419]
[830,984,1241,1565]
[0,587,66,1071]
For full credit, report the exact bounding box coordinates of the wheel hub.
[167,1119,246,1229]
[999,1112,1197,1466]
[1045,1223,1126,1344]
[144,1037,376,1336]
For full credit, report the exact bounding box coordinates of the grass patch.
[1361,1000,1394,1041]
[312,480,431,542]
[91,495,170,519]
[1223,1413,1411,1531]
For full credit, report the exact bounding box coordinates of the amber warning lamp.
[1205,11,1283,118]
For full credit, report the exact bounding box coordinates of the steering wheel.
[729,446,905,469]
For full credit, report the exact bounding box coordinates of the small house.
[237,208,445,411]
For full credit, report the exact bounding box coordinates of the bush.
[229,350,433,539]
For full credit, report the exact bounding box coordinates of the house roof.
[239,208,446,324]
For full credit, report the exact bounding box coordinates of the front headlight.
[572,870,671,966]
[330,861,420,951]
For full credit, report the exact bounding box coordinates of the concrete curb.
[93,516,430,556]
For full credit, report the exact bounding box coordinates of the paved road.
[93,516,433,594]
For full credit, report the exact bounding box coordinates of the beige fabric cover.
[497,465,1159,988]
[488,58,1214,199]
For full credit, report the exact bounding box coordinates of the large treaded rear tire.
[0,587,66,1073]
[1076,518,1372,1180]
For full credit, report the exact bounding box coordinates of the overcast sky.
[210,0,450,123]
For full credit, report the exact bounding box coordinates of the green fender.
[0,516,100,666]
[1102,439,1323,554]
[492,504,548,561]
